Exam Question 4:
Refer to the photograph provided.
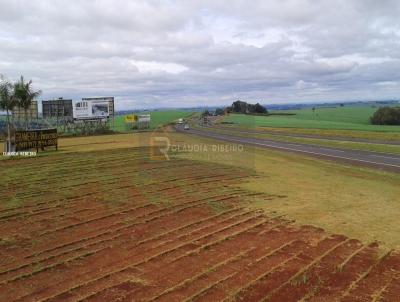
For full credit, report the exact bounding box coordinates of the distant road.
[210,125,400,145]
[176,126,400,173]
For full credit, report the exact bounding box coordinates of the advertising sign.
[124,114,137,123]
[138,114,151,123]
[14,129,58,151]
[73,100,109,120]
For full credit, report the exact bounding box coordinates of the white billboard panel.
[73,100,109,120]
[138,114,151,123]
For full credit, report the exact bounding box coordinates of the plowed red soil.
[0,147,399,302]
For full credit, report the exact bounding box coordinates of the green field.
[112,110,193,132]
[223,105,400,132]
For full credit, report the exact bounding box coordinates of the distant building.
[12,101,38,120]
[42,98,73,119]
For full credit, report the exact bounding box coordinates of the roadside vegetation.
[371,106,400,125]
[0,75,41,150]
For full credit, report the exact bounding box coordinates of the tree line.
[227,100,267,114]
[0,75,42,151]
[370,106,400,125]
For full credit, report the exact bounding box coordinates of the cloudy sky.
[1,0,400,110]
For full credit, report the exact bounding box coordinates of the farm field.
[1,141,400,301]
[1,129,400,301]
[112,110,194,132]
[223,105,400,133]
[3,129,400,247]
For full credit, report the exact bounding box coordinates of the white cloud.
[0,0,399,109]
[130,60,188,74]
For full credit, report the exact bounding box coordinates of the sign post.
[14,128,58,152]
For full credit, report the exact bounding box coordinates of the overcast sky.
[1,0,400,110]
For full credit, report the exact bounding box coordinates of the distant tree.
[0,76,18,151]
[228,100,267,114]
[201,109,210,117]
[370,107,400,125]
[254,103,267,114]
[14,76,41,129]
[340,103,344,107]
[215,108,224,115]
[231,100,248,113]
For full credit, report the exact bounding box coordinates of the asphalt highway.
[176,125,400,173]
[210,125,400,145]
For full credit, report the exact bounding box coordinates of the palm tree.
[0,76,17,152]
[14,76,41,129]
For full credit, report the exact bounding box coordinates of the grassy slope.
[2,130,400,251]
[223,105,400,132]
[112,110,193,132]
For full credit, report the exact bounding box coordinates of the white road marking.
[370,154,400,160]
[189,130,400,169]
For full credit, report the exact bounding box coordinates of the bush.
[370,107,400,125]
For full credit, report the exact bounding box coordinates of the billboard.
[42,99,73,119]
[14,128,58,151]
[138,114,151,129]
[82,97,114,116]
[73,100,109,120]
[138,114,151,123]
[124,114,137,123]
[42,98,73,120]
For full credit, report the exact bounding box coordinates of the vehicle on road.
[184,123,190,130]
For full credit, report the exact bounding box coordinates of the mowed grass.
[2,130,400,252]
[223,105,400,132]
[112,110,193,132]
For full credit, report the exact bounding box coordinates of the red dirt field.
[0,147,399,302]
